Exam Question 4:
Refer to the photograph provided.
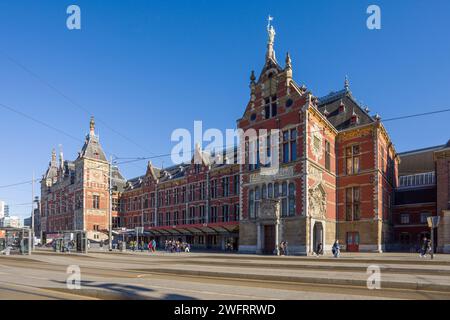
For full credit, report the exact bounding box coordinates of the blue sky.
[0,0,449,219]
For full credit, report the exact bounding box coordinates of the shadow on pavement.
[50,280,198,300]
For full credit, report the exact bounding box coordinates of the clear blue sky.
[0,0,449,219]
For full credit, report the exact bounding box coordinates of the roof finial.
[89,116,95,136]
[266,15,276,61]
[285,52,292,69]
[51,148,57,164]
[250,70,256,83]
[58,144,64,169]
[344,75,350,91]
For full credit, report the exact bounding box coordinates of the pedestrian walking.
[332,240,340,258]
[148,241,153,253]
[152,239,156,252]
[315,242,323,256]
[420,237,428,258]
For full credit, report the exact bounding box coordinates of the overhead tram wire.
[0,100,124,161]
[1,51,155,156]
[113,107,450,166]
[0,179,37,189]
[1,105,449,189]
[382,108,450,122]
[1,106,448,191]
[0,102,83,143]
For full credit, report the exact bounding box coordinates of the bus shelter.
[0,227,32,255]
[51,230,88,253]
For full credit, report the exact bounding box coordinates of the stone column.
[438,210,450,253]
[275,219,280,255]
[256,222,263,254]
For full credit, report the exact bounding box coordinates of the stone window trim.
[345,186,361,221]
[345,144,361,175]
[248,180,296,219]
[283,128,297,164]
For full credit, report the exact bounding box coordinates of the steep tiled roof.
[159,163,190,183]
[111,167,127,192]
[317,89,374,131]
[78,134,107,161]
[124,175,145,191]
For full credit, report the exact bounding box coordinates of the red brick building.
[237,21,398,254]
[41,22,450,254]
[119,147,240,250]
[40,117,125,242]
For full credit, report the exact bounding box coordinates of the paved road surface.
[0,251,449,300]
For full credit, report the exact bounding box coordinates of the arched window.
[274,182,280,198]
[261,184,267,199]
[288,182,295,216]
[255,187,260,217]
[249,190,255,218]
[268,183,273,198]
[281,182,288,216]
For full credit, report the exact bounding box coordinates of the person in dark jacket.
[332,240,340,258]
[420,237,428,258]
[315,242,323,256]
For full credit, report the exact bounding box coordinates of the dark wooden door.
[264,225,276,254]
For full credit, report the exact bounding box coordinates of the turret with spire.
[77,116,107,161]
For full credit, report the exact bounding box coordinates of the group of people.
[164,239,191,253]
[125,239,157,252]
[313,240,340,258]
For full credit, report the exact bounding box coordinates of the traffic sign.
[427,216,440,228]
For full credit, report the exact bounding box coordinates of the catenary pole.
[31,171,35,251]
[109,156,113,251]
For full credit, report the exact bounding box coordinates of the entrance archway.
[313,222,323,253]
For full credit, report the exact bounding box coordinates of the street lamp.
[427,216,440,260]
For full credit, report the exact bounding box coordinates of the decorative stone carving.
[308,184,326,219]
[308,165,323,182]
[259,199,280,220]
[249,166,294,184]
[310,124,323,160]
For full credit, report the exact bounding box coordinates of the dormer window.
[350,110,359,125]
[339,101,346,113]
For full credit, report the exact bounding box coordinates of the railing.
[398,172,435,188]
